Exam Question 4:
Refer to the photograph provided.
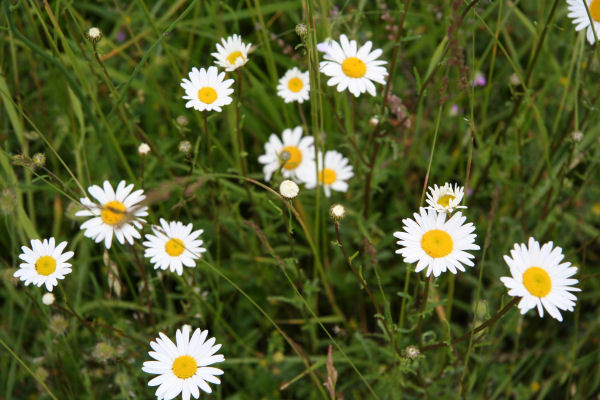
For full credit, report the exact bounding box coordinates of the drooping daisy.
[500,237,580,322]
[75,180,148,249]
[14,238,74,291]
[425,182,467,213]
[319,34,388,97]
[566,0,600,44]
[257,126,314,182]
[181,66,234,112]
[143,219,206,276]
[299,150,354,198]
[211,34,251,71]
[277,67,310,103]
[142,325,225,399]
[393,208,480,277]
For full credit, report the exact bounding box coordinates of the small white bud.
[86,27,103,43]
[571,130,583,143]
[369,117,379,127]
[138,142,150,155]
[330,204,346,220]
[279,180,299,199]
[178,140,192,153]
[509,73,521,86]
[42,293,55,306]
[405,345,420,360]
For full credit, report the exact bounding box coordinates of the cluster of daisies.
[394,182,580,321]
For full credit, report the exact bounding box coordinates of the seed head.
[330,204,346,221]
[138,142,151,155]
[279,180,299,199]
[32,152,46,168]
[176,115,189,126]
[405,345,420,360]
[295,23,308,39]
[42,293,55,306]
[178,140,192,153]
[571,130,583,143]
[86,27,103,43]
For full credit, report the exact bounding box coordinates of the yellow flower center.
[318,168,337,185]
[437,194,456,208]
[172,355,197,379]
[280,146,302,170]
[341,57,367,78]
[421,229,453,258]
[287,77,304,93]
[101,201,126,226]
[35,256,57,276]
[165,238,185,257]
[227,51,244,65]
[198,87,218,104]
[590,0,600,22]
[522,266,552,297]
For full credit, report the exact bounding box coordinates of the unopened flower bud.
[279,180,299,199]
[42,292,55,305]
[369,117,379,127]
[138,142,150,155]
[295,23,308,39]
[330,204,346,221]
[86,27,103,43]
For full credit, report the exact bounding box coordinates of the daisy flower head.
[567,0,600,44]
[425,182,467,213]
[316,37,335,57]
[181,66,234,112]
[319,34,388,97]
[277,67,310,104]
[211,34,251,71]
[14,238,74,292]
[143,219,206,276]
[299,150,354,198]
[143,325,225,399]
[257,126,314,182]
[393,208,480,277]
[75,180,148,249]
[500,237,580,322]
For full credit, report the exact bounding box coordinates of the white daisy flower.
[500,237,581,322]
[142,325,225,399]
[393,208,480,277]
[181,66,234,112]
[276,67,310,103]
[316,38,334,56]
[319,34,388,97]
[299,150,354,198]
[14,238,74,292]
[425,182,467,213]
[75,180,148,249]
[567,0,600,44]
[143,219,206,276]
[211,34,251,71]
[257,126,314,182]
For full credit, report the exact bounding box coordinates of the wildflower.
[143,219,206,276]
[316,38,334,57]
[212,34,251,71]
[425,182,467,213]
[14,238,74,292]
[138,143,151,155]
[319,34,388,97]
[369,117,379,127]
[32,153,46,168]
[277,67,310,104]
[571,130,583,143]
[75,180,148,249]
[279,180,299,199]
[473,71,486,87]
[295,23,308,39]
[49,314,69,335]
[181,66,234,112]
[449,104,459,117]
[299,150,354,198]
[92,342,117,363]
[178,140,192,154]
[566,0,600,44]
[42,292,55,305]
[393,208,480,277]
[500,237,580,321]
[329,204,346,221]
[509,73,521,86]
[86,27,103,43]
[142,325,225,397]
[258,126,314,182]
[405,345,420,360]
[176,115,189,127]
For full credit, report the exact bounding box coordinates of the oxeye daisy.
[14,238,74,291]
[299,150,354,198]
[181,66,234,112]
[211,34,251,71]
[143,219,206,276]
[567,0,600,44]
[500,237,581,322]
[319,34,388,97]
[277,67,310,104]
[425,182,467,213]
[142,325,225,399]
[257,126,314,182]
[393,208,480,277]
[75,180,148,249]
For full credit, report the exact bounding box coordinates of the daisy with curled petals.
[211,34,251,71]
[142,325,225,399]
[500,237,580,322]
[258,126,314,182]
[181,66,234,112]
[299,150,354,198]
[143,219,206,276]
[425,182,467,213]
[277,67,310,104]
[75,180,148,249]
[14,238,74,292]
[567,0,600,44]
[393,208,480,277]
[319,34,388,97]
